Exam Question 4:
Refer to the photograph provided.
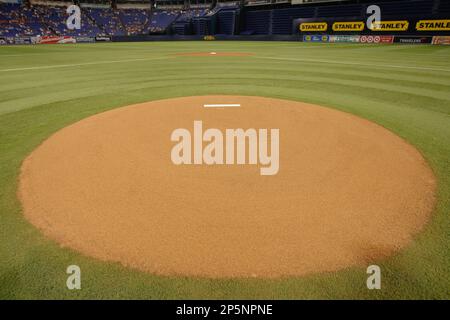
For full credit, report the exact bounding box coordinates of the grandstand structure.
[1,0,449,38]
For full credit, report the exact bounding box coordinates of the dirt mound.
[19,96,436,278]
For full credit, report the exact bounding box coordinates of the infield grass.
[0,41,449,299]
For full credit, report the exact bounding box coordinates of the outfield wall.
[1,34,450,45]
[111,34,301,42]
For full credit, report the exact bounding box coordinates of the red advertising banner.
[432,36,450,45]
[36,36,76,44]
[378,35,394,44]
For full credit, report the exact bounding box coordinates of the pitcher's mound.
[19,96,435,278]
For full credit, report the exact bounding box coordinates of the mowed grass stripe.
[1,61,449,115]
[1,71,448,116]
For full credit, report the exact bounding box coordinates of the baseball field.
[0,41,449,299]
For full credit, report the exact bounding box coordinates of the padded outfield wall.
[2,34,450,45]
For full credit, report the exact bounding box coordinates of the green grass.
[0,41,449,299]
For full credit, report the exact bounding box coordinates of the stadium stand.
[85,7,126,36]
[0,0,448,38]
[172,9,205,35]
[148,9,179,34]
[118,9,150,35]
[0,3,51,37]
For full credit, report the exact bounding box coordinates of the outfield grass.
[0,41,449,299]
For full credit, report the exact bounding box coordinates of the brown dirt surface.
[19,96,436,278]
[175,52,254,57]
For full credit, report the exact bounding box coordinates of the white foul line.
[0,57,168,72]
[204,104,241,108]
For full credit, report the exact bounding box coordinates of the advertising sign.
[299,22,328,32]
[369,20,409,31]
[75,37,95,43]
[95,36,111,42]
[303,35,330,42]
[14,37,32,44]
[360,35,394,44]
[416,20,450,31]
[431,36,450,45]
[332,21,365,32]
[37,36,76,44]
[329,35,361,43]
[378,35,394,43]
[394,36,432,44]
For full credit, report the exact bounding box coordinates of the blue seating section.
[0,0,446,38]
[0,3,49,37]
[119,9,150,35]
[80,8,125,36]
[176,9,206,22]
[0,4,184,37]
[148,10,179,33]
[172,9,206,35]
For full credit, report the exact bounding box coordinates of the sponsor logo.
[303,35,329,42]
[37,36,76,44]
[300,22,328,32]
[332,21,365,32]
[75,37,95,43]
[432,36,450,45]
[329,35,361,43]
[369,20,409,31]
[2,37,33,45]
[15,37,32,44]
[360,35,394,44]
[203,35,215,41]
[394,36,432,44]
[95,36,111,42]
[416,20,450,31]
[360,35,378,43]
[378,35,394,44]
